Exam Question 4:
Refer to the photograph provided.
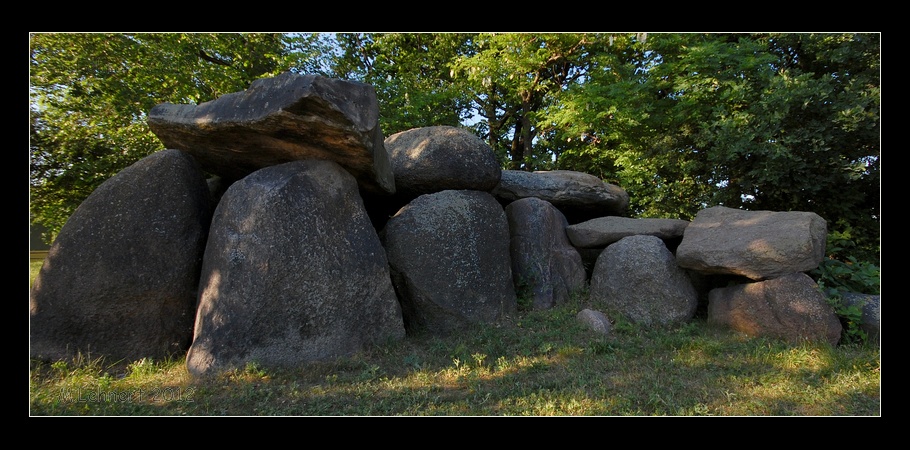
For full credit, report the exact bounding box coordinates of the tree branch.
[197,50,232,67]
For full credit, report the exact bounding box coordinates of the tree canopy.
[29,33,330,237]
[29,32,880,262]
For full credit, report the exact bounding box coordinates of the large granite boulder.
[186,160,405,377]
[382,190,518,335]
[30,149,213,364]
[385,125,501,198]
[676,206,827,280]
[366,125,502,230]
[491,170,629,223]
[707,272,843,346]
[590,235,698,326]
[566,216,690,249]
[505,197,586,310]
[147,72,395,195]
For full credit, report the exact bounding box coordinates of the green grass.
[29,260,881,416]
[30,258,43,289]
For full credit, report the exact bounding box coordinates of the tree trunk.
[510,92,536,171]
[509,114,524,170]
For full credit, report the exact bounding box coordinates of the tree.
[451,33,604,170]
[755,33,880,261]
[331,33,473,136]
[30,32,880,264]
[29,33,326,243]
[554,33,879,260]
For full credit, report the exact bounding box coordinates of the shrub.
[811,229,880,345]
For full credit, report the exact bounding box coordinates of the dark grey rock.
[382,190,517,335]
[385,125,501,198]
[505,197,586,310]
[148,72,395,195]
[30,149,213,364]
[841,292,881,344]
[491,169,629,223]
[186,160,404,377]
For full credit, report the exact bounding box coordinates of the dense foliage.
[29,32,880,267]
[28,33,331,239]
[811,229,881,344]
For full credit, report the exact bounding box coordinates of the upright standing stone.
[186,160,404,377]
[505,197,586,310]
[30,149,213,364]
[382,190,518,335]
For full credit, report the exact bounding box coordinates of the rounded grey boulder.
[385,126,502,198]
[590,235,698,326]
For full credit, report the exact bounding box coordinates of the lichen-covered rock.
[505,197,586,310]
[382,190,517,335]
[491,170,629,223]
[30,149,213,364]
[577,309,612,335]
[567,216,689,249]
[148,72,395,195]
[385,125,501,198]
[676,206,827,280]
[186,160,404,377]
[590,235,698,326]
